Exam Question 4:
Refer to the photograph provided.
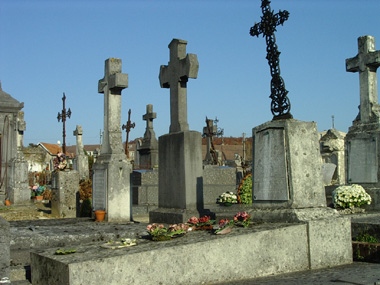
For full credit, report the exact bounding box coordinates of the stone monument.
[73,125,89,180]
[0,82,29,204]
[92,58,132,222]
[136,104,158,169]
[345,35,380,209]
[149,39,203,223]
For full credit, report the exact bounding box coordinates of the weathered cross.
[122,109,135,158]
[143,104,157,139]
[202,117,223,165]
[73,125,84,156]
[159,39,199,133]
[57,93,71,154]
[250,0,292,120]
[346,35,380,123]
[98,58,128,155]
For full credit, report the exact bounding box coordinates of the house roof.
[38,143,62,155]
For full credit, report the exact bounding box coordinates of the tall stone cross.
[159,39,199,133]
[346,35,380,123]
[73,125,84,156]
[143,104,157,139]
[98,58,128,155]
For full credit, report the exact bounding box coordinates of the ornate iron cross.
[122,109,135,158]
[250,0,292,120]
[57,93,71,154]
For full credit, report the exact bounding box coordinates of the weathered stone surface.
[51,171,79,218]
[0,217,10,280]
[73,125,89,180]
[132,169,158,205]
[252,119,326,208]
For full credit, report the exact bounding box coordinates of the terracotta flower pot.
[5,200,11,206]
[94,210,106,222]
[35,196,43,200]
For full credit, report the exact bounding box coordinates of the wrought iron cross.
[250,0,292,120]
[57,93,71,154]
[122,109,135,158]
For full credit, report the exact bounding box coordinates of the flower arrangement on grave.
[30,184,45,198]
[233,211,251,227]
[53,152,67,171]
[214,218,234,235]
[187,216,215,230]
[237,173,253,204]
[147,223,189,241]
[216,191,238,206]
[332,184,371,210]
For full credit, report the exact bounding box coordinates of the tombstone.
[203,119,217,164]
[92,58,132,222]
[149,39,203,223]
[73,125,89,180]
[136,104,158,169]
[0,83,29,204]
[320,128,346,185]
[345,35,380,209]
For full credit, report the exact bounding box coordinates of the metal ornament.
[250,0,292,120]
[122,109,135,158]
[57,93,71,154]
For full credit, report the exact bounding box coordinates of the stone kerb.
[51,170,79,218]
[0,217,10,280]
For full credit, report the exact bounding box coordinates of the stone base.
[8,158,29,204]
[30,219,352,284]
[252,119,326,208]
[0,217,10,280]
[149,207,205,224]
[51,171,79,218]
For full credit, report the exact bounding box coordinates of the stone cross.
[73,125,84,156]
[98,58,128,154]
[17,111,26,156]
[143,104,157,139]
[346,35,380,123]
[57,93,71,154]
[159,39,199,133]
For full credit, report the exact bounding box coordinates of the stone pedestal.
[252,119,326,208]
[8,157,29,203]
[149,131,203,223]
[92,155,132,222]
[0,217,10,280]
[51,170,79,218]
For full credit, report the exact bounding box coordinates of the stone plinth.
[51,170,79,218]
[149,131,203,223]
[252,119,326,208]
[132,169,158,205]
[9,157,29,203]
[0,217,10,280]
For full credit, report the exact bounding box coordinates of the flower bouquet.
[216,191,238,206]
[187,216,215,230]
[53,152,67,171]
[147,223,189,241]
[332,184,371,211]
[233,211,251,227]
[214,219,234,235]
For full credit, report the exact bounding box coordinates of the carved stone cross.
[73,125,84,156]
[98,58,128,155]
[143,104,157,139]
[346,35,380,123]
[159,39,199,133]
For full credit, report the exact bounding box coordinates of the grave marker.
[73,125,89,180]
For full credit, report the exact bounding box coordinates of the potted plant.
[214,219,234,235]
[332,184,371,213]
[94,209,106,222]
[233,211,251,227]
[146,223,189,241]
[216,191,238,206]
[187,216,215,230]
[53,152,68,171]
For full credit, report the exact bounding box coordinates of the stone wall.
[0,217,10,280]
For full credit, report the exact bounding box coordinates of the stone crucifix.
[98,58,128,155]
[143,104,157,140]
[159,39,199,133]
[346,35,380,123]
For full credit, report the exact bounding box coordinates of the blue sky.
[1,0,379,146]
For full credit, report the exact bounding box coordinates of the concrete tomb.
[73,125,89,180]
[92,58,132,222]
[0,82,29,204]
[149,39,203,223]
[345,35,380,209]
[135,104,158,169]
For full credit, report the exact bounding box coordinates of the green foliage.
[355,232,379,243]
[55,248,77,255]
[238,174,252,204]
[80,199,92,217]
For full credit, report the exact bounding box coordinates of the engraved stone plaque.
[254,127,289,201]
[348,138,378,183]
[92,169,107,210]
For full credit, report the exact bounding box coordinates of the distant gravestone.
[203,119,217,165]
[149,39,203,223]
[73,125,89,180]
[345,36,380,198]
[92,58,132,222]
[136,104,158,169]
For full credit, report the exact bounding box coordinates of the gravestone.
[51,170,79,218]
[0,83,29,204]
[73,125,89,180]
[149,39,203,223]
[136,104,158,169]
[345,35,380,209]
[92,58,132,222]
[320,128,346,185]
[203,119,218,165]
